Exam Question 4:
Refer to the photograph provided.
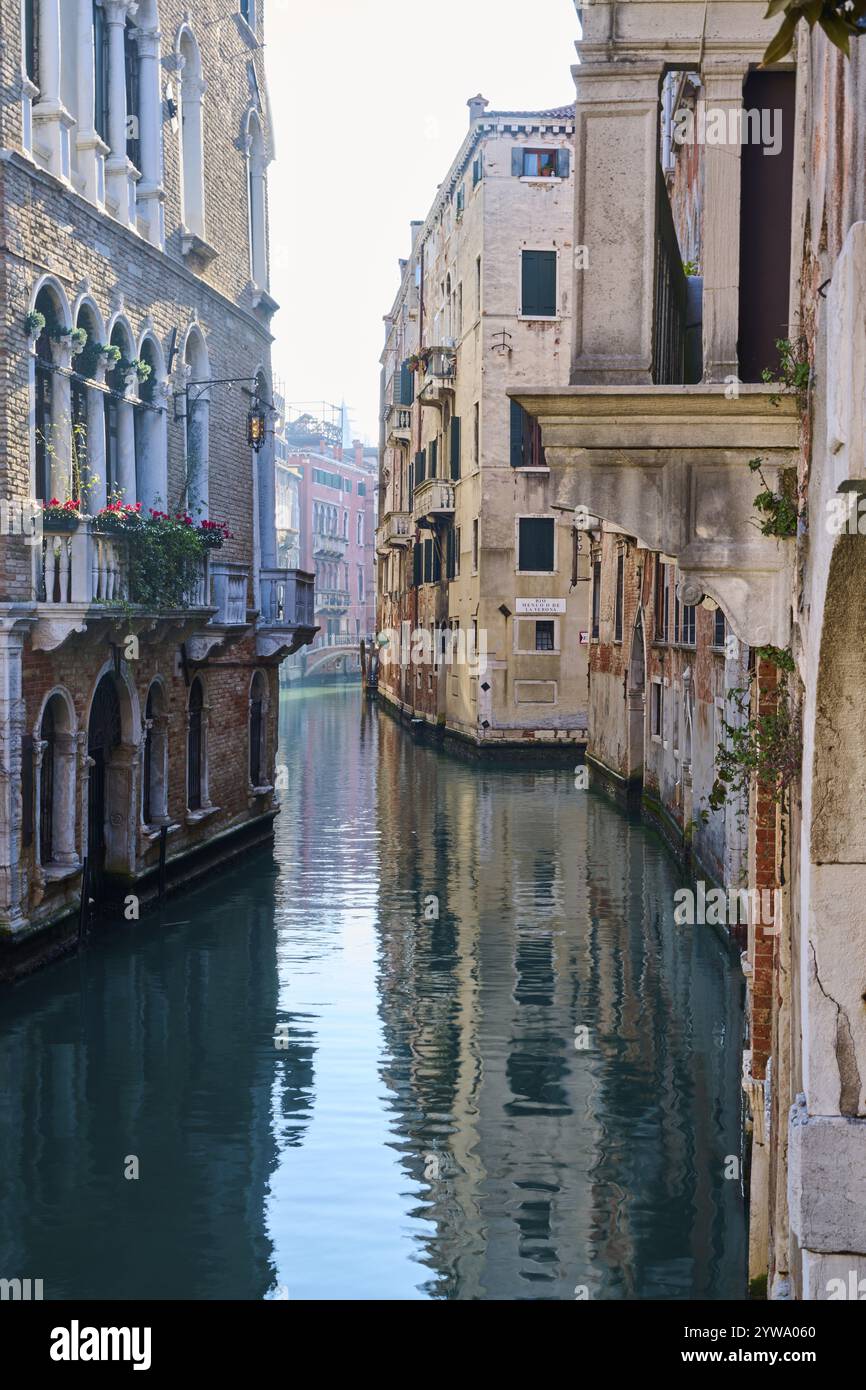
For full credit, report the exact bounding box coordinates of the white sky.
[264,0,578,444]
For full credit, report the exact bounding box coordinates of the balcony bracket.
[513,384,799,648]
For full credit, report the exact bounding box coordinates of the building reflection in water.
[374,711,746,1300]
[0,688,745,1300]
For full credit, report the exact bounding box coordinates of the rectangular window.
[510,400,546,469]
[450,416,461,480]
[662,567,670,643]
[535,620,555,651]
[104,395,118,499]
[357,482,366,497]
[429,437,438,479]
[614,552,624,642]
[476,255,482,312]
[522,149,557,178]
[398,360,415,406]
[521,249,557,318]
[473,401,480,464]
[472,153,483,187]
[408,460,414,507]
[454,526,461,578]
[674,588,680,644]
[591,558,601,640]
[423,538,433,585]
[681,603,696,646]
[518,517,555,573]
[357,566,364,601]
[713,608,726,648]
[651,681,664,739]
[415,448,426,485]
[472,518,479,574]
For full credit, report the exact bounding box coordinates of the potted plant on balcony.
[196,518,233,550]
[92,499,145,534]
[40,497,86,532]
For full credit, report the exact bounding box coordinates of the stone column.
[0,625,31,933]
[32,0,74,179]
[50,341,73,501]
[258,406,278,570]
[571,62,666,385]
[116,368,138,502]
[52,731,80,866]
[701,62,748,383]
[180,67,206,238]
[135,25,165,246]
[85,379,108,513]
[103,0,136,228]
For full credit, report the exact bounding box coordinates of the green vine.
[762,1,866,67]
[761,336,811,410]
[749,457,799,538]
[705,649,802,817]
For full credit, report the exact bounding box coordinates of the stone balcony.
[385,404,412,445]
[511,384,799,647]
[314,588,351,616]
[412,478,455,523]
[376,511,413,553]
[257,567,318,660]
[418,345,457,405]
[312,530,348,561]
[32,519,214,653]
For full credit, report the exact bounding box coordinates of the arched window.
[178,28,205,239]
[249,672,266,788]
[24,0,39,87]
[184,328,209,516]
[246,112,268,289]
[124,17,141,171]
[37,692,78,870]
[187,678,204,811]
[93,1,108,143]
[39,700,56,865]
[356,513,363,545]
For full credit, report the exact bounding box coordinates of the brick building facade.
[0,0,315,973]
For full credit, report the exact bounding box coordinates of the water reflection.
[0,686,745,1300]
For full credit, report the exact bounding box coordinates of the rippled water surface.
[0,686,746,1299]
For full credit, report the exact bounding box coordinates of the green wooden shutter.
[400,361,414,405]
[433,538,441,582]
[430,437,438,478]
[472,154,482,187]
[415,448,426,484]
[518,517,555,572]
[446,526,455,579]
[413,541,422,587]
[510,399,525,468]
[521,250,556,317]
[511,147,524,177]
[423,538,433,584]
[408,460,414,506]
[556,148,570,179]
[450,416,461,479]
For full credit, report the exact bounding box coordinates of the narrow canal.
[0,686,746,1300]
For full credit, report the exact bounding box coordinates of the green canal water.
[0,685,746,1300]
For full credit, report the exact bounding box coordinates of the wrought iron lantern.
[247,398,267,451]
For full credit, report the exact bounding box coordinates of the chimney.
[353,438,363,467]
[467,94,489,127]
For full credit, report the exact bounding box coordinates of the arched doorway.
[87,674,122,901]
[626,611,646,807]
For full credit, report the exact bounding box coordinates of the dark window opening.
[591,558,601,640]
[714,608,726,648]
[187,679,204,811]
[521,249,557,318]
[39,701,55,865]
[518,517,555,573]
[614,553,624,642]
[124,19,141,170]
[510,400,546,468]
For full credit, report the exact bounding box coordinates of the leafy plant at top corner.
[702,650,802,820]
[748,456,799,537]
[24,309,45,336]
[762,337,811,410]
[682,259,700,277]
[762,0,866,67]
